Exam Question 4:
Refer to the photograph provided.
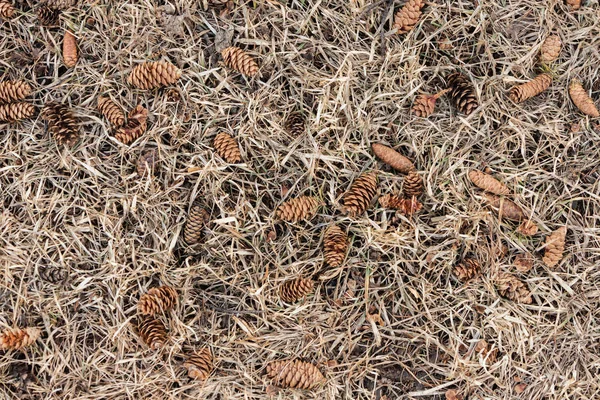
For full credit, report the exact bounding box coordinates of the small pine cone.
[569,79,599,117]
[221,46,259,77]
[542,226,566,268]
[279,277,314,303]
[0,103,36,122]
[184,347,213,380]
[468,170,510,195]
[517,219,538,236]
[411,89,450,117]
[62,30,78,68]
[183,205,210,245]
[0,80,32,104]
[39,266,68,284]
[323,224,348,268]
[127,61,181,90]
[41,102,79,146]
[371,143,415,174]
[37,5,60,26]
[0,327,41,350]
[539,35,561,63]
[276,196,322,222]
[137,315,167,349]
[482,193,524,221]
[97,96,125,128]
[285,111,306,136]
[213,132,242,163]
[447,73,478,115]
[392,0,425,34]
[137,286,179,316]
[509,73,552,103]
[341,171,378,216]
[514,253,535,273]
[453,258,481,282]
[566,0,581,10]
[136,149,157,176]
[403,171,423,198]
[0,0,15,19]
[495,272,532,304]
[266,359,325,390]
[114,104,148,144]
[45,0,78,10]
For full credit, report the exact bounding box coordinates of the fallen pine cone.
[371,143,415,174]
[62,30,78,68]
[379,194,422,215]
[539,35,561,64]
[403,170,423,198]
[136,149,157,176]
[566,0,581,10]
[412,89,450,117]
[341,171,378,216]
[447,72,478,115]
[213,132,241,163]
[0,327,41,350]
[453,258,481,282]
[183,205,210,245]
[468,169,510,195]
[482,193,524,221]
[276,196,322,222]
[514,253,535,273]
[0,80,32,104]
[137,315,167,349]
[266,359,325,390]
[0,102,36,123]
[285,111,306,136]
[97,96,125,128]
[392,0,425,34]
[114,104,148,144]
[138,286,179,316]
[39,265,69,284]
[221,46,259,77]
[279,277,314,303]
[323,224,348,268]
[127,61,181,90]
[495,272,532,304]
[41,102,79,146]
[517,219,538,236]
[542,226,566,268]
[37,5,60,26]
[569,79,599,117]
[509,73,552,103]
[0,0,15,19]
[184,347,213,380]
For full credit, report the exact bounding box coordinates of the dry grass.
[1,0,600,399]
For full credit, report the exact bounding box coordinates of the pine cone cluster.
[468,170,510,195]
[371,143,415,174]
[183,205,210,245]
[98,96,125,128]
[42,102,79,146]
[0,0,15,19]
[569,79,599,117]
[0,80,36,123]
[412,89,450,117]
[392,0,425,34]
[137,286,179,316]
[39,265,69,284]
[482,193,524,221]
[341,171,378,216]
[447,73,478,115]
[509,73,552,103]
[63,30,78,68]
[453,258,481,282]
[276,196,322,222]
[266,359,325,390]
[214,132,242,163]
[184,347,214,380]
[0,327,41,350]
[495,272,532,304]
[114,104,148,144]
[542,226,566,268]
[37,5,60,26]
[323,224,348,268]
[128,61,181,90]
[136,149,157,177]
[279,277,314,303]
[137,315,167,349]
[539,35,561,64]
[221,46,259,77]
[285,111,306,136]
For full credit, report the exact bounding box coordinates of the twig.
[379,0,395,56]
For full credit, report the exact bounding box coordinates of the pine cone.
[542,226,566,268]
[371,143,415,174]
[453,258,481,282]
[37,5,60,27]
[392,0,425,34]
[539,35,561,64]
[279,277,314,303]
[447,73,478,115]
[0,327,41,350]
[137,315,167,349]
[403,170,423,198]
[0,103,36,122]
[221,46,259,77]
[495,272,532,304]
[468,170,510,195]
[213,132,241,163]
[184,347,213,380]
[63,30,78,68]
[97,96,125,128]
[569,79,599,117]
[44,0,77,9]
[266,359,325,390]
[517,219,538,236]
[285,111,306,136]
[514,253,534,273]
[341,171,378,216]
[0,0,15,19]
[509,73,552,103]
[412,89,450,117]
[379,194,422,215]
[136,149,157,176]
[138,286,179,316]
[566,0,581,10]
[39,266,68,284]
[276,196,322,222]
[183,205,210,245]
[114,104,147,144]
[41,102,79,146]
[0,80,32,104]
[482,193,524,221]
[323,224,348,268]
[127,61,181,90]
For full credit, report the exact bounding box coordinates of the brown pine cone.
[127,61,181,90]
[138,286,179,316]
[509,73,552,103]
[371,143,415,174]
[184,347,213,380]
[341,171,378,216]
[63,30,78,68]
[0,102,36,122]
[266,359,325,390]
[468,170,510,195]
[41,102,79,146]
[323,224,348,268]
[392,0,425,34]
[569,79,599,117]
[279,277,314,303]
[183,205,210,245]
[213,132,242,163]
[412,89,450,117]
[447,72,478,115]
[517,219,538,236]
[136,149,157,176]
[403,170,423,198]
[114,104,147,144]
[539,35,561,64]
[0,80,31,104]
[566,0,581,10]
[97,96,125,128]
[379,194,422,215]
[514,253,535,273]
[482,193,524,221]
[285,111,306,136]
[542,226,566,268]
[37,5,60,26]
[44,0,78,9]
[0,327,41,350]
[137,315,167,349]
[39,265,69,284]
[0,0,15,19]
[221,46,259,77]
[495,272,532,304]
[453,258,481,282]
[276,196,322,222]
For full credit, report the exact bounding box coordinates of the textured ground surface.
[1,0,600,399]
